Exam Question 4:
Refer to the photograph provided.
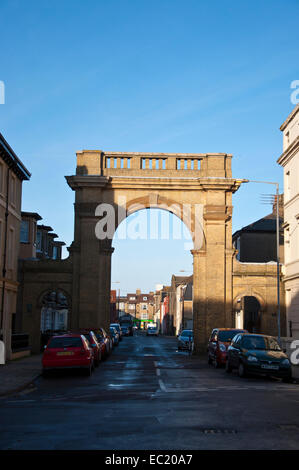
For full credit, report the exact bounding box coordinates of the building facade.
[0,134,31,361]
[277,103,299,338]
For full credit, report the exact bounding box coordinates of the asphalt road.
[1,332,299,450]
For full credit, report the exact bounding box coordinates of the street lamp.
[237,179,281,344]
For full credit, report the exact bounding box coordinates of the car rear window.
[48,337,83,348]
[181,330,193,337]
[218,330,244,342]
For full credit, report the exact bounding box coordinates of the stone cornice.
[65,175,241,192]
[277,135,299,166]
[280,103,299,131]
[65,175,109,190]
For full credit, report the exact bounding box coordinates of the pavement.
[0,353,42,397]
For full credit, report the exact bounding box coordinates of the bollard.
[0,340,5,364]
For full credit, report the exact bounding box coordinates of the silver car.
[146,326,159,336]
[178,330,193,350]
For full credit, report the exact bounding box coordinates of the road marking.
[158,379,167,392]
[155,383,299,393]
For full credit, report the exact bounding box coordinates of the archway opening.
[235,296,261,333]
[111,208,193,336]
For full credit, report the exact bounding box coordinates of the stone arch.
[233,291,266,312]
[233,292,265,333]
[37,286,72,310]
[113,193,206,251]
[66,150,240,351]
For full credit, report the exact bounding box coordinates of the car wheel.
[238,362,247,378]
[42,369,49,378]
[225,360,232,373]
[208,355,212,365]
[85,364,92,376]
[282,375,293,383]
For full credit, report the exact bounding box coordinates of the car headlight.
[247,355,258,362]
[219,344,226,352]
[282,358,290,366]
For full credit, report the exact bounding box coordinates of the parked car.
[109,326,120,346]
[226,333,293,381]
[178,329,193,351]
[208,328,247,368]
[77,330,102,366]
[110,323,123,341]
[146,325,159,336]
[93,328,111,358]
[121,325,130,336]
[42,334,94,376]
[68,329,102,366]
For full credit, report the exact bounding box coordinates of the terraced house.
[0,134,30,361]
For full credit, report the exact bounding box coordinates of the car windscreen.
[218,330,244,342]
[242,336,281,351]
[48,337,83,348]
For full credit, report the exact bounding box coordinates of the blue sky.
[0,0,298,294]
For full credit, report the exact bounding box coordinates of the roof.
[233,213,282,238]
[280,103,299,131]
[0,133,31,181]
[37,224,54,232]
[21,211,42,221]
[171,275,192,286]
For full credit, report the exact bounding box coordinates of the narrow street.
[1,332,299,450]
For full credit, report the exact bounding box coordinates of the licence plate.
[261,364,279,370]
[57,351,74,356]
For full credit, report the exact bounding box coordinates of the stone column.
[98,239,114,332]
[192,249,207,353]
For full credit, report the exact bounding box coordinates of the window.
[20,220,29,243]
[8,228,15,269]
[143,296,147,301]
[10,175,16,205]
[52,246,58,260]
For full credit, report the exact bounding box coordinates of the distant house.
[232,203,284,264]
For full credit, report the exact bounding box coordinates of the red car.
[42,334,94,376]
[70,330,102,366]
[207,328,248,368]
[93,328,111,359]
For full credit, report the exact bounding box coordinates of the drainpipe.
[0,168,10,340]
